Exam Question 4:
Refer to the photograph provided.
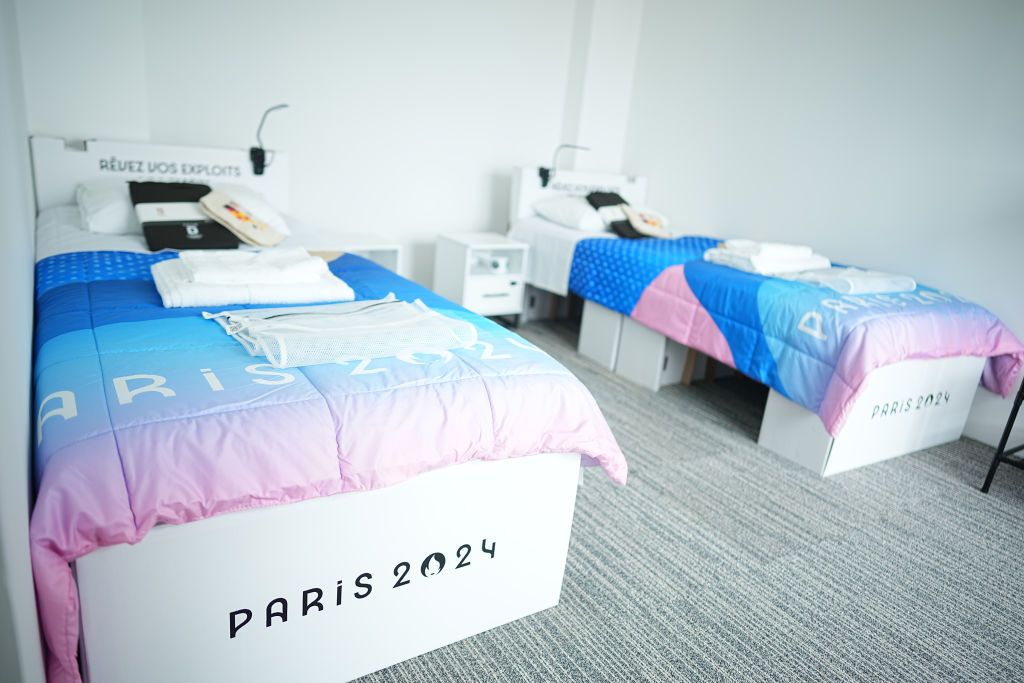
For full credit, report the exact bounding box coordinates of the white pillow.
[76,180,140,234]
[74,180,291,237]
[532,195,606,232]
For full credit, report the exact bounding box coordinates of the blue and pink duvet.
[569,236,1024,435]
[32,250,627,683]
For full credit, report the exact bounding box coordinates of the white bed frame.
[30,136,290,212]
[507,168,716,381]
[508,166,647,227]
[31,138,584,682]
[599,301,986,475]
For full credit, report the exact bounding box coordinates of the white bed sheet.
[508,216,616,296]
[36,206,151,261]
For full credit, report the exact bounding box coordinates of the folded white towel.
[791,267,916,295]
[722,239,813,258]
[151,258,355,308]
[704,247,831,275]
[179,247,328,285]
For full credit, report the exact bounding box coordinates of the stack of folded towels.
[151,247,355,308]
[703,239,831,275]
[703,239,917,294]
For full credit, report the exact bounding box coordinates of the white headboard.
[29,136,290,213]
[509,166,648,225]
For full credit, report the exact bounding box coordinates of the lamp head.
[250,103,290,176]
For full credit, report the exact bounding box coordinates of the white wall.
[17,0,150,142]
[0,0,46,680]
[560,0,645,172]
[622,0,1024,446]
[15,0,589,285]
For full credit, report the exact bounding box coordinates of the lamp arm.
[551,143,590,172]
[255,103,290,149]
[539,143,590,187]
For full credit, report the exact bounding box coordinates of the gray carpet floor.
[362,320,1024,682]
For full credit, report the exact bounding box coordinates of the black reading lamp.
[539,143,590,187]
[250,103,290,175]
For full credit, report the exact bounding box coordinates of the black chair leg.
[982,379,1024,493]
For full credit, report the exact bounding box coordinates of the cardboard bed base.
[76,452,581,683]
[580,298,986,476]
[578,300,623,371]
[521,284,571,325]
[578,301,714,385]
[758,355,985,476]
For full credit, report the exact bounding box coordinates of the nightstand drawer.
[463,275,524,316]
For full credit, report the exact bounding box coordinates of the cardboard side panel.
[759,355,986,476]
[758,390,833,475]
[77,453,581,683]
[614,316,667,391]
[578,300,622,371]
[824,355,986,475]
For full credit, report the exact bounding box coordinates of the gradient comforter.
[32,250,626,683]
[569,237,1024,434]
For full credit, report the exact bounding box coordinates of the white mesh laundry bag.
[203,294,478,368]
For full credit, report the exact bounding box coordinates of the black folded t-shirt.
[585,191,643,239]
[129,181,240,251]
